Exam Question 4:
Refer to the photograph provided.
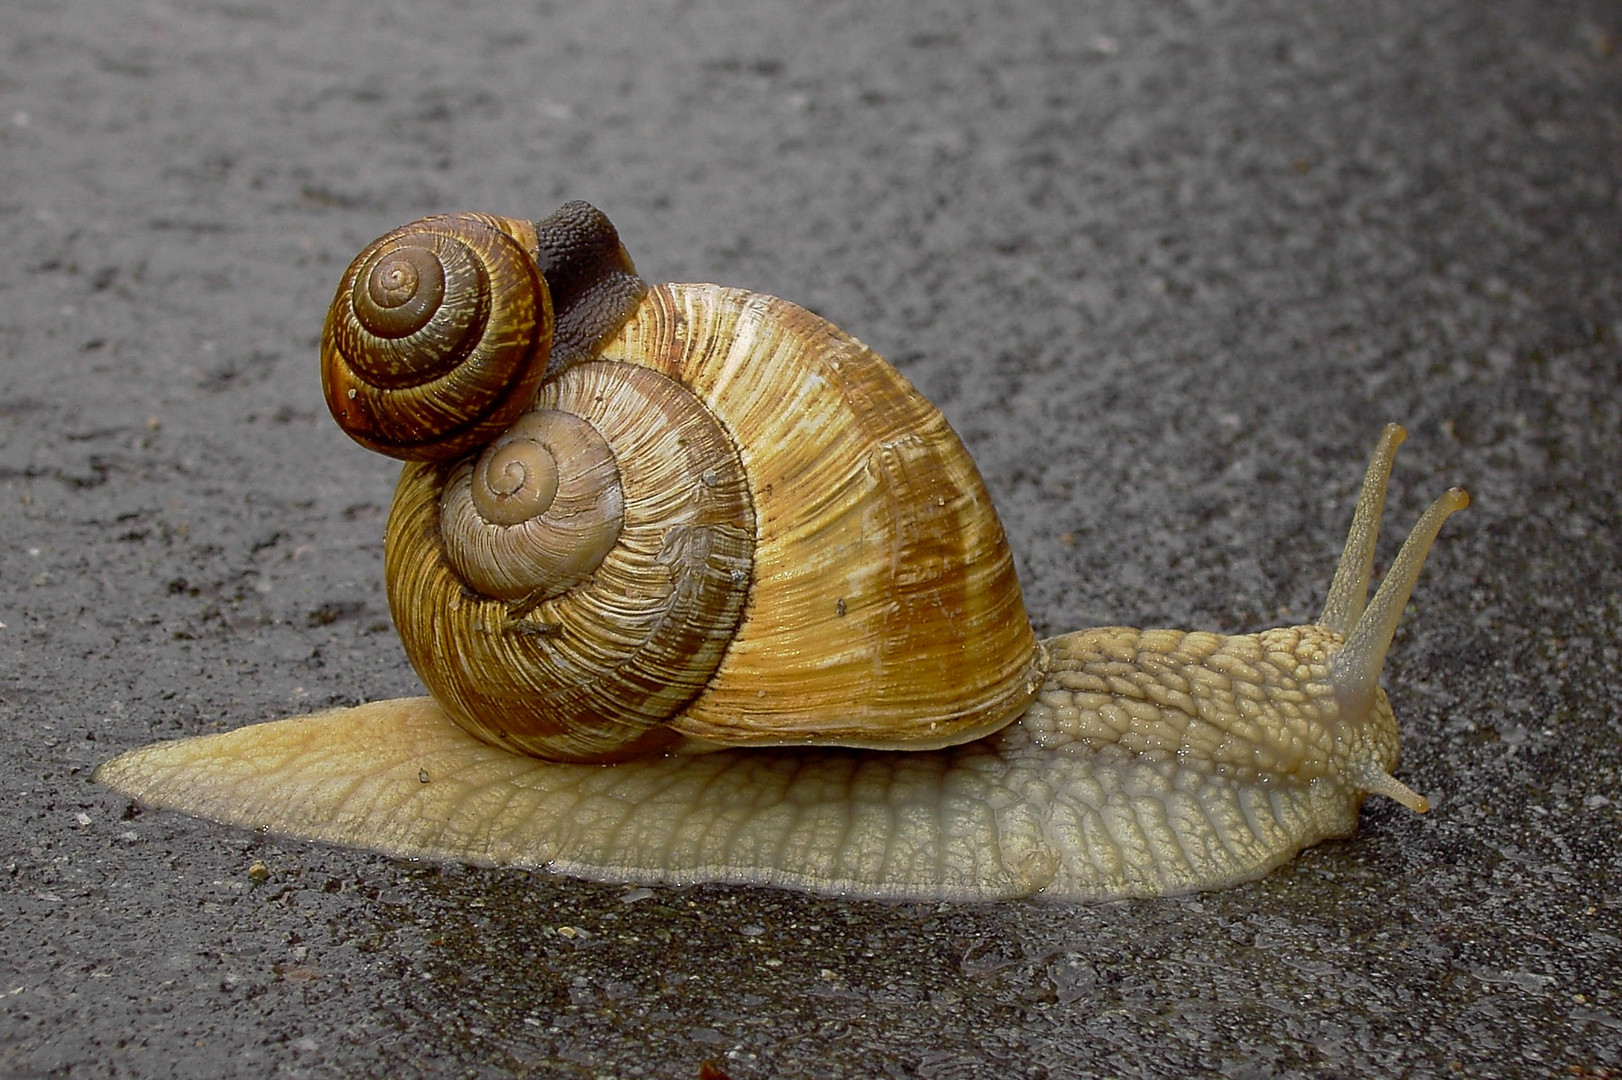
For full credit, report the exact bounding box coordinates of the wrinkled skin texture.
[95,622,1419,900]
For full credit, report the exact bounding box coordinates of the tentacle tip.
[1444,486,1471,512]
[1358,766,1431,814]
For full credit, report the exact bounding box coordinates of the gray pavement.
[2,1,1619,1076]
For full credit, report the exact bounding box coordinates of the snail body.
[95,205,1467,902]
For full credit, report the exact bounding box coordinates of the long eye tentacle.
[1331,484,1469,721]
[1320,423,1407,634]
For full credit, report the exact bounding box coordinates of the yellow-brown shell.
[385,282,1047,762]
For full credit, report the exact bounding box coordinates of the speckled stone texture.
[2,1,1619,1077]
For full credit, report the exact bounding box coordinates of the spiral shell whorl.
[322,213,553,461]
[349,244,449,346]
[440,409,626,602]
[388,360,757,762]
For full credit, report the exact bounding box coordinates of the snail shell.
[318,204,1043,762]
[93,205,1468,902]
[390,283,1044,761]
[319,202,648,462]
[316,201,1038,755]
[320,212,553,462]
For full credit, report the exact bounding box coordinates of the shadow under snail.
[95,202,1469,902]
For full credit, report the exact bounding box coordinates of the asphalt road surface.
[3,1,1619,1077]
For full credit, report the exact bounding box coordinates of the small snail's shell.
[386,283,1047,762]
[320,213,552,461]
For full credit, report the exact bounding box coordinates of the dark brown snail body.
[95,203,1467,901]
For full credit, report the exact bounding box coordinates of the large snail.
[95,202,1468,902]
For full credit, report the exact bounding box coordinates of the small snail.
[95,203,1468,901]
